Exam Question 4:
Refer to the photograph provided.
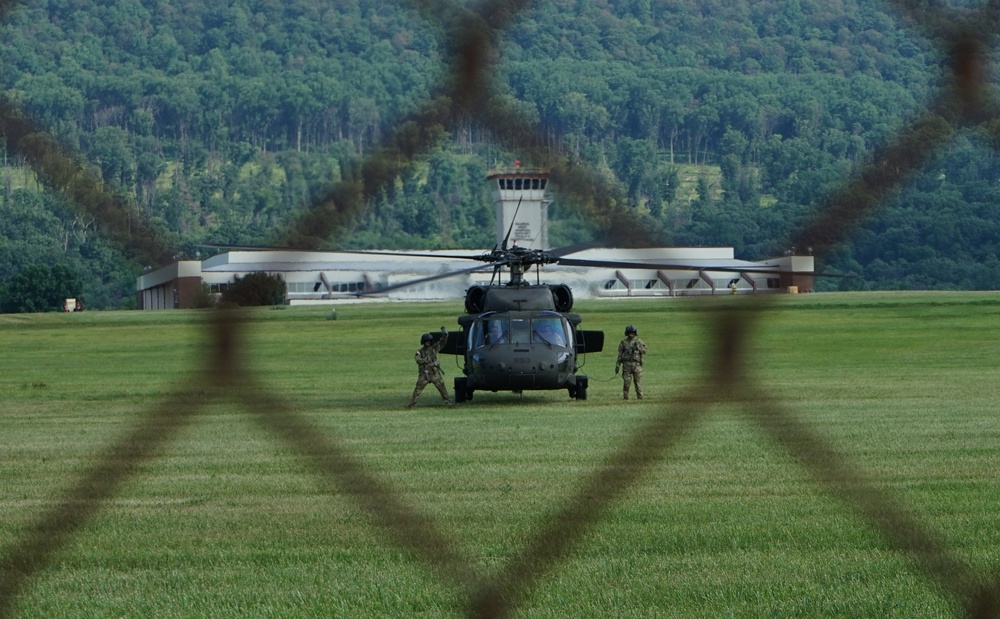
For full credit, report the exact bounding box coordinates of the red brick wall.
[175,277,204,309]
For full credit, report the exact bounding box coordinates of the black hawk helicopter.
[448,245,603,402]
[318,193,601,401]
[354,240,605,401]
[353,230,802,403]
[199,209,813,403]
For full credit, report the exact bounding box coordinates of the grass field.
[1,292,999,617]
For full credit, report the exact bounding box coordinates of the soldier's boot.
[622,392,629,400]
[435,384,453,406]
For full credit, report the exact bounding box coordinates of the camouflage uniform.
[408,330,453,407]
[617,331,648,400]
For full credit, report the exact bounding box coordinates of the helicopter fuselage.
[441,284,604,401]
[464,310,577,392]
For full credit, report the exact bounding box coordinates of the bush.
[220,272,286,307]
[1,264,82,313]
[191,283,217,309]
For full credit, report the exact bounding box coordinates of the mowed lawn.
[1,292,998,618]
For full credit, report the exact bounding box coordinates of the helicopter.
[340,234,602,401]
[189,236,815,401]
[191,175,816,402]
[352,223,810,403]
[436,243,606,402]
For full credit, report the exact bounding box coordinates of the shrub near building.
[220,272,286,307]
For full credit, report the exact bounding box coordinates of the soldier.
[408,326,453,408]
[616,324,648,400]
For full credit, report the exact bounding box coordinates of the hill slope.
[2,0,997,307]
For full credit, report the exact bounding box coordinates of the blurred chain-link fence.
[2,0,999,617]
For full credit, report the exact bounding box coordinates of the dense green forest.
[2,0,999,309]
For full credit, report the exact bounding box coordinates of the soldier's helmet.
[420,333,434,345]
[625,325,637,335]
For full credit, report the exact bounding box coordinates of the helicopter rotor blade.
[195,241,838,283]
[553,256,786,275]
[356,261,507,297]
[552,255,847,277]
[198,244,493,262]
[546,242,601,258]
[334,248,491,261]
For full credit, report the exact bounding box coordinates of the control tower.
[487,164,550,250]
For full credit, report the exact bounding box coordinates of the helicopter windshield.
[472,315,509,348]
[509,317,531,344]
[471,313,570,348]
[532,314,569,347]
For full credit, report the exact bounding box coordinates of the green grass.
[2,292,999,617]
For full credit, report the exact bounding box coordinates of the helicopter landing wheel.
[454,377,467,403]
[574,376,589,400]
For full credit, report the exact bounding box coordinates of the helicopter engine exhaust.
[550,284,573,312]
[465,285,489,314]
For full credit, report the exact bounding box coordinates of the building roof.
[137,247,814,305]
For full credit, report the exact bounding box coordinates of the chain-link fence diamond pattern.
[2,0,999,617]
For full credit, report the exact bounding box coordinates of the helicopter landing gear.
[569,376,588,400]
[454,377,473,403]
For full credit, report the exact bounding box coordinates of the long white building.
[135,246,813,310]
[137,166,813,309]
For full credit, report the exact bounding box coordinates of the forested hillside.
[3,0,999,309]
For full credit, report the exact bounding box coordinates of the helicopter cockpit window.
[509,318,530,344]
[473,316,509,348]
[532,315,568,347]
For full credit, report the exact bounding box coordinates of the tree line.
[1,0,996,309]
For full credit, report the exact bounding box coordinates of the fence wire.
[2,0,1000,617]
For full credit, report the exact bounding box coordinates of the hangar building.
[137,166,813,310]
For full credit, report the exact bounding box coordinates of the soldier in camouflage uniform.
[407,326,453,408]
[616,324,648,400]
